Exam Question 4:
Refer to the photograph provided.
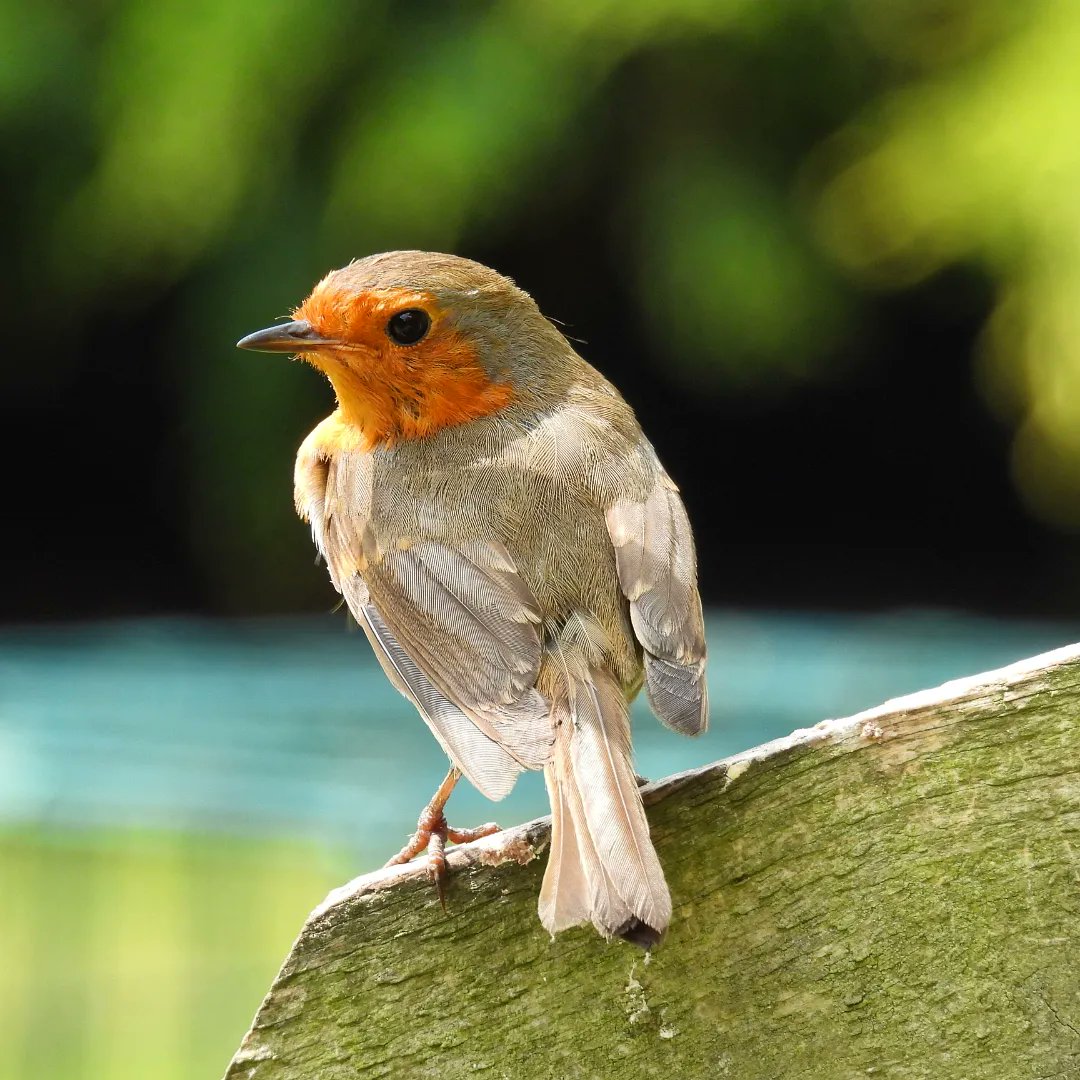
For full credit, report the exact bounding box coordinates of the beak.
[236,319,334,353]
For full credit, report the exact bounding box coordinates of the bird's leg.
[384,766,500,907]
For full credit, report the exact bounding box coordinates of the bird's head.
[237,251,569,447]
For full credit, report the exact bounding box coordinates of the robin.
[238,252,707,947]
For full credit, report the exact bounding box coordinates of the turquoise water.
[1,611,1075,866]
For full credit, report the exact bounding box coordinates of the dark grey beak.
[236,319,333,353]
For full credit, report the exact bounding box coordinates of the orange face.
[292,279,513,448]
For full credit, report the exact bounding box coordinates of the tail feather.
[538,668,672,945]
[538,757,593,933]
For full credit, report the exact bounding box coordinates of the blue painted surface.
[1,611,1075,863]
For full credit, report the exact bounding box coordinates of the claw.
[446,823,500,844]
[383,767,500,908]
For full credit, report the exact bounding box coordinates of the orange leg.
[384,767,500,907]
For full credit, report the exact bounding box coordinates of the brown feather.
[539,664,671,941]
[607,471,709,735]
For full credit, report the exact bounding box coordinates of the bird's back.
[303,359,657,699]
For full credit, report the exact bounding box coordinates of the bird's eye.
[386,309,430,346]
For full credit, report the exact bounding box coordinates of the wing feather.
[296,434,554,791]
[357,599,522,800]
[363,538,552,768]
[606,472,708,735]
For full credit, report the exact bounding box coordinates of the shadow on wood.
[225,646,1080,1079]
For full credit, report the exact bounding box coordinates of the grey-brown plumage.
[283,251,708,944]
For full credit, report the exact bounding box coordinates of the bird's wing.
[356,533,553,772]
[352,590,525,800]
[605,469,708,735]
[296,428,549,800]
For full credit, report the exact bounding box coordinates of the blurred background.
[5,0,1080,1076]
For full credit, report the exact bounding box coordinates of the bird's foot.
[383,768,499,908]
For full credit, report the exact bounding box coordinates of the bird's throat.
[316,351,514,449]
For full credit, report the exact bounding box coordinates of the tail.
[537,668,672,948]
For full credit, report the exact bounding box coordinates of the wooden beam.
[225,645,1080,1079]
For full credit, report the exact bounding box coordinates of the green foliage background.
[9,0,1080,612]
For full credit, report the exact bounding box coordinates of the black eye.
[387,308,430,346]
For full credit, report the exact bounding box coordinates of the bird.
[237,251,708,947]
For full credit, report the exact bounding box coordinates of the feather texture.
[606,472,708,735]
[538,754,593,931]
[357,601,522,800]
[362,538,552,769]
[538,663,671,942]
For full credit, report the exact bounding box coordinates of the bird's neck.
[322,360,514,449]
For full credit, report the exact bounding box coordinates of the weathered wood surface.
[225,646,1080,1080]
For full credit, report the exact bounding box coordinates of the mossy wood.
[225,646,1080,1079]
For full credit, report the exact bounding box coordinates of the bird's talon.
[385,808,446,867]
[382,769,499,909]
[428,829,448,910]
[446,822,500,845]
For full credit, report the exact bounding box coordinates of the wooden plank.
[225,645,1080,1079]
